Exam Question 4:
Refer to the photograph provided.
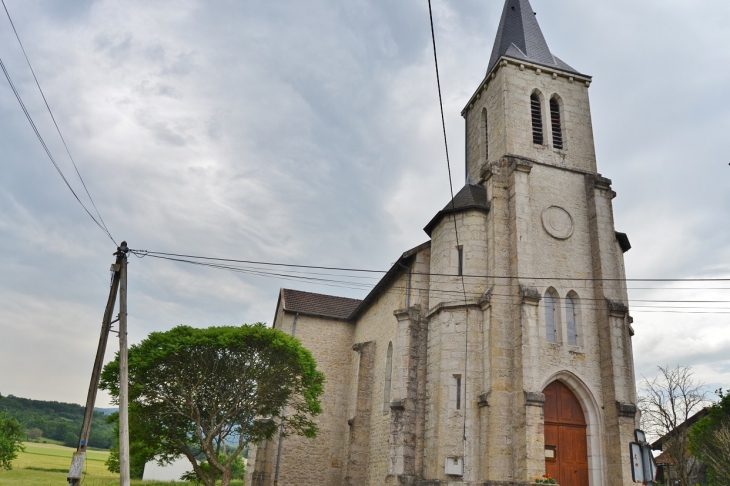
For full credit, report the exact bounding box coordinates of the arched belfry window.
[550,96,563,149]
[566,292,580,346]
[544,288,559,343]
[480,108,489,164]
[383,342,393,413]
[530,93,543,145]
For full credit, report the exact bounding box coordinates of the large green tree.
[100,324,324,486]
[0,412,25,470]
[689,389,730,485]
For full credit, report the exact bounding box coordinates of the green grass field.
[0,442,194,485]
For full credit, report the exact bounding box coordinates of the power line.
[130,249,730,283]
[138,252,730,315]
[1,0,115,245]
[0,57,115,244]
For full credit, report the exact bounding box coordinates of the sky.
[0,0,729,409]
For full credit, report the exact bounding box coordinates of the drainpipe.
[397,261,412,309]
[273,312,298,485]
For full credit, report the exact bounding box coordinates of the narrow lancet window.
[383,342,393,412]
[544,290,558,343]
[457,246,464,276]
[566,294,578,345]
[480,108,489,164]
[550,97,563,149]
[531,93,543,145]
[455,375,462,410]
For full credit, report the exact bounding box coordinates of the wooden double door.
[543,381,589,486]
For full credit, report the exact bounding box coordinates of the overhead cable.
[1,0,115,244]
[0,57,115,244]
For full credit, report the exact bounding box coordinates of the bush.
[25,428,43,440]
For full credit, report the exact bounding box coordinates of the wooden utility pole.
[67,242,130,486]
[118,241,130,486]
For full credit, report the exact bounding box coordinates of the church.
[247,0,639,485]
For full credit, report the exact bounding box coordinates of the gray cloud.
[0,0,729,406]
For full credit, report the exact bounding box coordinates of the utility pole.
[67,242,130,486]
[118,241,130,486]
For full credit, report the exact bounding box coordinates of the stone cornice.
[478,288,493,310]
[394,305,421,322]
[461,57,592,117]
[426,300,480,319]
[607,299,629,318]
[616,401,637,418]
[524,391,546,407]
[520,285,541,305]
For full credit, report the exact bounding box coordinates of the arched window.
[480,108,489,164]
[566,292,580,346]
[550,96,563,149]
[544,288,559,343]
[531,93,543,145]
[383,342,393,413]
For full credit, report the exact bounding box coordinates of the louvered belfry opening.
[550,97,563,149]
[530,93,543,145]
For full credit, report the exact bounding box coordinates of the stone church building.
[248,0,639,484]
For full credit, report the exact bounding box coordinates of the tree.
[689,389,730,484]
[25,428,43,441]
[0,412,25,470]
[639,365,708,486]
[100,324,324,486]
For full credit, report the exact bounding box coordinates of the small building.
[248,0,640,485]
[142,456,195,482]
[651,408,710,486]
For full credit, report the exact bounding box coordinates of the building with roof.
[247,1,639,485]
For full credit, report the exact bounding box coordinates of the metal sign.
[629,429,657,485]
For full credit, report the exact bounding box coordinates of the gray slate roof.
[280,289,362,320]
[424,184,489,236]
[487,0,582,76]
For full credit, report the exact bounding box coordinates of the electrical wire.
[128,249,730,283]
[0,57,115,244]
[1,0,115,245]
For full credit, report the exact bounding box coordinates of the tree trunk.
[220,467,232,486]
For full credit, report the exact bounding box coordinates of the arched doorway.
[543,381,589,486]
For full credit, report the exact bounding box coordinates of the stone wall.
[258,311,356,486]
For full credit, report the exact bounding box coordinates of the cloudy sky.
[1,0,729,408]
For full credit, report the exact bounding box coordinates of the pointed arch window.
[531,93,543,145]
[566,293,580,346]
[480,108,489,164]
[383,342,393,413]
[544,289,559,343]
[550,97,563,149]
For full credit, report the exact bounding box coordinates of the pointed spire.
[487,0,580,75]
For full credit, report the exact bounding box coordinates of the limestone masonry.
[248,1,638,484]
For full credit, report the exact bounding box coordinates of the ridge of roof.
[486,0,582,76]
[424,184,489,236]
[348,241,432,321]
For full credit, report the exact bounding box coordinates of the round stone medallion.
[542,206,574,240]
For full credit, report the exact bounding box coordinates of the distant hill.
[94,407,118,416]
[0,394,114,449]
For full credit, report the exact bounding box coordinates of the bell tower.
[430,0,640,484]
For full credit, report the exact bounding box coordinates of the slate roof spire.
[486,0,580,76]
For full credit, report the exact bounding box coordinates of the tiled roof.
[424,184,489,236]
[654,451,673,466]
[281,289,362,320]
[487,0,583,76]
